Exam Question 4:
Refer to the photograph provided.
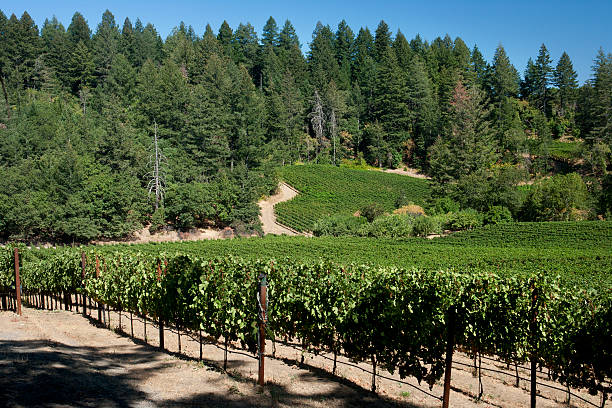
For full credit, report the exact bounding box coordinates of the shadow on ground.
[0,338,421,408]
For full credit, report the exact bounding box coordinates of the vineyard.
[73,221,612,290]
[275,164,431,231]
[0,246,610,406]
[1,221,611,406]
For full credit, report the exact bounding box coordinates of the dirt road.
[1,307,602,408]
[258,183,300,236]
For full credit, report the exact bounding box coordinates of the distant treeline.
[0,10,610,242]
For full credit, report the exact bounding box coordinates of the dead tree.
[309,90,325,157]
[329,108,337,165]
[147,120,167,210]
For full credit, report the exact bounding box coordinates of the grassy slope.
[275,164,431,231]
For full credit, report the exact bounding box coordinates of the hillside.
[275,165,431,232]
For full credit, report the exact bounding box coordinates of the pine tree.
[589,49,612,146]
[491,44,519,102]
[393,30,412,70]
[67,40,95,94]
[309,22,339,92]
[217,20,233,58]
[121,17,136,66]
[165,22,196,78]
[554,51,578,116]
[407,56,438,166]
[40,17,69,90]
[351,28,376,120]
[262,17,279,49]
[372,47,410,158]
[374,20,392,63]
[67,12,91,46]
[533,43,553,115]
[521,58,537,99]
[334,20,354,89]
[93,10,120,82]
[470,45,489,90]
[279,20,299,49]
[232,23,259,72]
[429,80,498,184]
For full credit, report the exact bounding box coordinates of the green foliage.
[6,244,610,396]
[312,215,366,237]
[358,214,415,238]
[275,165,430,231]
[360,202,385,222]
[412,215,442,237]
[484,206,513,225]
[428,197,460,215]
[521,173,591,221]
[445,209,483,230]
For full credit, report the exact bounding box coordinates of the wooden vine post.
[530,284,539,408]
[81,252,86,316]
[258,272,268,386]
[96,256,102,322]
[157,261,164,351]
[442,306,456,408]
[14,248,21,316]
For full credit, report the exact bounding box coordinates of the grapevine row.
[2,247,610,402]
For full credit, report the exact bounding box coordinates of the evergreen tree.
[491,44,519,102]
[374,20,392,63]
[533,43,553,115]
[67,40,95,94]
[165,22,196,78]
[334,20,354,89]
[121,17,136,65]
[92,10,121,82]
[131,20,163,67]
[309,22,339,92]
[429,80,498,185]
[232,23,259,72]
[217,20,234,57]
[40,17,68,90]
[406,56,438,166]
[372,47,409,163]
[262,16,279,49]
[554,51,578,116]
[470,45,489,90]
[521,58,537,99]
[589,49,612,146]
[279,20,299,49]
[351,27,376,120]
[393,30,412,70]
[67,12,91,46]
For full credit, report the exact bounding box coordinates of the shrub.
[446,209,483,231]
[393,204,426,216]
[360,203,385,222]
[521,173,590,221]
[429,197,460,215]
[358,214,414,238]
[412,216,442,237]
[484,206,513,225]
[313,215,367,237]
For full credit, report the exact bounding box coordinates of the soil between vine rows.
[0,306,602,408]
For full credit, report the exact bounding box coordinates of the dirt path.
[383,168,430,179]
[1,307,602,408]
[258,183,300,236]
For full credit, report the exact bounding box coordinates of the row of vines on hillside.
[1,247,610,403]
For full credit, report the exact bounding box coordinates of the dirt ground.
[383,168,430,179]
[258,183,300,236]
[1,305,604,408]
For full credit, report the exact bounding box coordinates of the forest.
[0,10,610,242]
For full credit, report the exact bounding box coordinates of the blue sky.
[4,0,611,83]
